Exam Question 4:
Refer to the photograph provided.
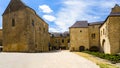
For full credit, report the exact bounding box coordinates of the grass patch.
[74,52,119,68]
[98,63,118,68]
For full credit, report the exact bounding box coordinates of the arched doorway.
[102,39,110,54]
[102,39,105,53]
[79,46,85,52]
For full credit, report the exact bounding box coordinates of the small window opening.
[80,30,82,32]
[32,20,34,26]
[12,19,15,27]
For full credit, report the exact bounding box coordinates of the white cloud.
[39,5,53,13]
[0,27,2,29]
[50,0,119,32]
[43,15,56,22]
[49,27,60,32]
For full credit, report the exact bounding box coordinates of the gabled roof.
[3,0,27,15]
[70,21,88,28]
[2,0,49,25]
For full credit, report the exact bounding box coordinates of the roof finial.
[115,4,119,7]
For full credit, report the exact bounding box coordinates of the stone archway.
[79,46,85,52]
[102,39,110,54]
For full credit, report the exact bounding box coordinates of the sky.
[0,0,120,32]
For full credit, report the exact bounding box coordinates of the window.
[32,20,34,26]
[101,31,102,36]
[62,39,64,43]
[12,19,15,27]
[43,28,45,33]
[80,30,82,32]
[67,34,69,36]
[103,29,104,35]
[91,33,96,39]
[60,34,62,37]
[56,39,57,43]
[68,39,70,43]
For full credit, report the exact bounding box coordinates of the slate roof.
[70,21,88,28]
[3,0,27,15]
[62,31,69,37]
[89,21,103,26]
[50,31,69,38]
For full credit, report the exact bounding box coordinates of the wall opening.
[102,39,105,53]
[79,46,85,52]
[12,19,15,27]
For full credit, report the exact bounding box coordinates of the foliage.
[83,51,120,63]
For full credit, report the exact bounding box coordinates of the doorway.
[79,46,85,52]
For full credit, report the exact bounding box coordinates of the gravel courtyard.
[0,50,99,68]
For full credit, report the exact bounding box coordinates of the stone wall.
[3,5,49,52]
[50,34,70,50]
[70,28,89,51]
[89,24,101,48]
[100,16,120,54]
[108,16,120,54]
[0,29,2,46]
[3,9,28,52]
[100,19,111,54]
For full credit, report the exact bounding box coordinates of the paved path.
[0,51,99,68]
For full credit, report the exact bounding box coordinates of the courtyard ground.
[0,50,99,68]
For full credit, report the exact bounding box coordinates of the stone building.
[69,21,89,51]
[0,29,3,51]
[70,4,120,54]
[69,21,102,51]
[89,22,102,51]
[50,32,70,50]
[100,4,120,54]
[2,0,49,52]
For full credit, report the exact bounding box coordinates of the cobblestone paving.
[0,51,99,68]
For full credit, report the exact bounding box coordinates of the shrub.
[83,51,120,63]
[89,46,99,52]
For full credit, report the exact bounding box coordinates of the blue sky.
[0,0,120,32]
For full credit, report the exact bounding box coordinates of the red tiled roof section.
[70,21,88,28]
[3,0,26,15]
